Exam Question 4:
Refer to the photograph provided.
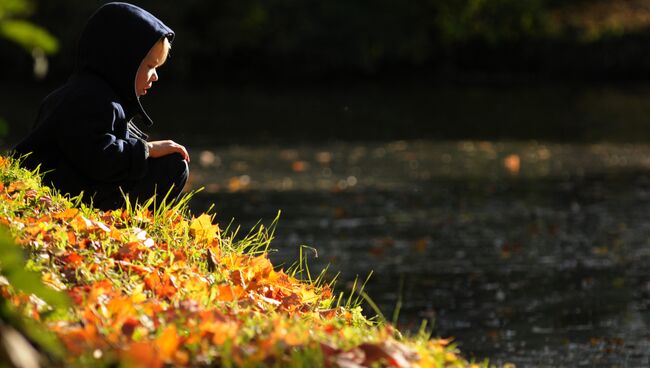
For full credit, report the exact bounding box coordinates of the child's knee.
[164,153,189,183]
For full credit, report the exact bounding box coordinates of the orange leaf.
[53,208,80,220]
[109,226,123,241]
[70,214,92,232]
[23,225,42,237]
[106,296,137,317]
[210,321,239,345]
[7,181,26,194]
[144,272,177,299]
[66,231,77,245]
[63,252,84,266]
[230,269,247,289]
[215,284,244,302]
[155,325,179,362]
[268,270,293,288]
[123,342,163,368]
[250,255,273,278]
[318,309,337,320]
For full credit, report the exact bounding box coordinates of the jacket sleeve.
[56,99,148,183]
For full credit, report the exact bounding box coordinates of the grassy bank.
[0,155,488,367]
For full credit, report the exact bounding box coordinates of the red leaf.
[63,252,84,266]
[121,318,139,338]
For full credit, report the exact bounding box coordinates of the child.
[13,2,189,210]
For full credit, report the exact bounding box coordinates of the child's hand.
[147,140,190,162]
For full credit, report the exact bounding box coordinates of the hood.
[76,2,174,126]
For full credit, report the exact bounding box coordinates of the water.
[188,140,650,367]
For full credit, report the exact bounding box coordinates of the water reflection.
[188,141,650,367]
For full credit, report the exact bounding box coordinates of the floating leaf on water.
[503,154,521,174]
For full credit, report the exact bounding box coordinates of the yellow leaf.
[189,214,219,245]
[70,215,92,232]
[131,283,147,303]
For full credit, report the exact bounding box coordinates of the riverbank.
[0,155,485,367]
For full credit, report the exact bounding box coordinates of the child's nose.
[151,70,158,81]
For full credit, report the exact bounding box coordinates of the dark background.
[4,0,650,144]
[5,0,650,83]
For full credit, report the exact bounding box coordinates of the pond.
[187,140,650,367]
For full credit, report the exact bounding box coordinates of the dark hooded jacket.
[14,2,174,202]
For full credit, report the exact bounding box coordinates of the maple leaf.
[249,255,273,279]
[144,272,177,299]
[189,214,219,245]
[215,284,244,302]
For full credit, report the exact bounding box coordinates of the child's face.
[135,38,169,97]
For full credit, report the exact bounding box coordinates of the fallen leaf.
[190,214,219,245]
[53,208,79,220]
[155,325,179,362]
[7,181,26,194]
[122,342,162,368]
